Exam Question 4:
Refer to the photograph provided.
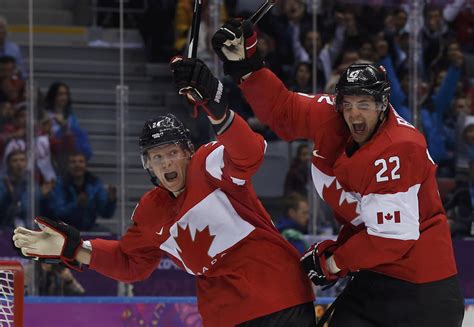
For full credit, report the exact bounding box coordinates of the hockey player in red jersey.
[211,19,465,326]
[12,59,316,326]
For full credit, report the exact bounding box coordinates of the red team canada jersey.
[240,68,458,284]
[87,114,314,327]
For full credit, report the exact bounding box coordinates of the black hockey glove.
[301,240,341,286]
[171,57,234,134]
[12,216,84,271]
[211,19,264,83]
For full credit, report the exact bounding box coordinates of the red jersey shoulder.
[383,107,427,148]
[132,187,171,224]
[309,93,338,120]
[309,94,348,163]
[191,141,222,163]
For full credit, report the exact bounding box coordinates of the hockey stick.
[249,0,278,25]
[188,0,202,58]
[178,0,204,104]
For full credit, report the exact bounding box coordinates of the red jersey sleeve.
[239,68,343,141]
[204,113,266,185]
[89,200,163,283]
[333,141,430,271]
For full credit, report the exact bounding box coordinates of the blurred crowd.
[0,16,116,234]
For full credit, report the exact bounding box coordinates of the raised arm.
[211,19,342,142]
[431,65,461,117]
[170,55,267,181]
[240,68,337,141]
[379,56,407,113]
[215,112,266,180]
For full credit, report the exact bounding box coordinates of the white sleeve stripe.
[205,142,264,184]
[205,145,225,180]
[230,177,246,186]
[362,184,421,241]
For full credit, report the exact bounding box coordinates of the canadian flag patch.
[377,211,401,224]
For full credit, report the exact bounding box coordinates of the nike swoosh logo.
[313,150,326,159]
[156,227,164,236]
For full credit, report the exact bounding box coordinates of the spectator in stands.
[44,82,92,173]
[49,152,116,231]
[0,148,53,229]
[342,10,367,50]
[0,101,14,151]
[138,0,177,62]
[284,143,310,196]
[38,115,75,178]
[443,0,474,53]
[456,115,474,174]
[257,32,284,79]
[358,2,390,35]
[380,48,463,176]
[0,56,25,107]
[444,160,474,238]
[276,193,310,254]
[358,39,377,63]
[453,95,472,117]
[280,0,312,63]
[35,125,57,184]
[383,9,409,70]
[0,55,21,81]
[38,263,85,296]
[300,19,346,92]
[174,0,228,69]
[289,62,312,94]
[0,106,26,172]
[0,106,57,183]
[0,100,13,127]
[0,16,26,78]
[257,0,309,76]
[324,49,360,92]
[384,8,408,34]
[423,6,455,74]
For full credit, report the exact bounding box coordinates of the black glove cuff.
[223,52,264,83]
[212,110,235,135]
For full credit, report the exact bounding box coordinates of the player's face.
[342,95,383,146]
[147,143,191,194]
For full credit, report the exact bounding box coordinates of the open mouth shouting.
[352,123,366,135]
[164,172,178,182]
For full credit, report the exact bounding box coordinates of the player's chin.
[162,178,185,193]
[351,132,368,145]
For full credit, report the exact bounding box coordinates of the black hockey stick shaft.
[188,0,202,58]
[249,0,278,25]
